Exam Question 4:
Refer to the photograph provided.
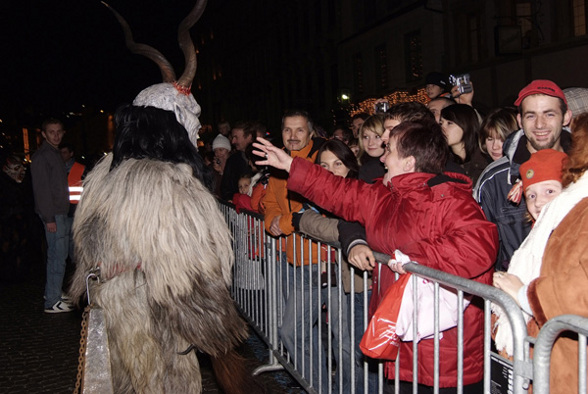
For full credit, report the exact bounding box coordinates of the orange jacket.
[250,182,266,214]
[68,161,85,204]
[263,138,324,266]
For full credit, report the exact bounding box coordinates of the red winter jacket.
[287,158,497,388]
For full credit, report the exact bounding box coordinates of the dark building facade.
[192,0,588,132]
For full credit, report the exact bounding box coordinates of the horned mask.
[102,0,206,146]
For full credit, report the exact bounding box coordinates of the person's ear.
[516,113,523,129]
[563,109,573,127]
[404,156,416,173]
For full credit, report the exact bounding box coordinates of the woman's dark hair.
[392,120,450,174]
[111,104,213,190]
[440,104,480,164]
[316,138,359,179]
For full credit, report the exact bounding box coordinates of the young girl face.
[485,129,504,161]
[440,117,464,148]
[525,180,563,220]
[319,150,350,178]
[238,178,251,195]
[361,128,384,158]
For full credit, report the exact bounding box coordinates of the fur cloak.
[69,154,248,393]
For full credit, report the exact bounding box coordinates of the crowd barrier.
[218,200,588,394]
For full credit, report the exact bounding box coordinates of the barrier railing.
[532,315,588,394]
[218,201,586,394]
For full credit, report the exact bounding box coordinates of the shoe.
[44,300,74,314]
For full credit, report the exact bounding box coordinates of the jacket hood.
[503,129,524,162]
[390,171,472,194]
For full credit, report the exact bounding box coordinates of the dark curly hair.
[111,104,213,191]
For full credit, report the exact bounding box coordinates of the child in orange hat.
[508,149,568,221]
[493,148,567,356]
[519,149,568,221]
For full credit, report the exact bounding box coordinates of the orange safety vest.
[68,161,85,204]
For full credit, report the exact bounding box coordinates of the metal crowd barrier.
[218,201,587,394]
[533,315,588,394]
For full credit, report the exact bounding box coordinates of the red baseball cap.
[514,79,567,106]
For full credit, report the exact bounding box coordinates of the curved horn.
[176,0,207,89]
[101,1,176,83]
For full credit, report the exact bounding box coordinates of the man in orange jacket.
[263,109,337,391]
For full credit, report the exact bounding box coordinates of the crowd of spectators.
[4,73,588,393]
[209,76,588,393]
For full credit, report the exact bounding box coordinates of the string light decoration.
[349,87,430,116]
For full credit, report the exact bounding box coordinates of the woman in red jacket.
[254,120,498,393]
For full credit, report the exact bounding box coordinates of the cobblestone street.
[0,260,302,394]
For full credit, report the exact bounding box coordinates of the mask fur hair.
[69,154,248,393]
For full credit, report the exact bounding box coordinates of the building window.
[516,2,534,48]
[574,0,587,36]
[374,44,388,90]
[353,53,364,97]
[404,31,422,83]
[468,14,480,63]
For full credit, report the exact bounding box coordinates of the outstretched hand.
[252,137,294,172]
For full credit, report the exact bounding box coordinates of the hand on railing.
[493,272,524,306]
[388,250,410,275]
[269,215,283,237]
[348,244,376,271]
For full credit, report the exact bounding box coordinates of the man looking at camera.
[475,80,572,270]
[31,118,73,313]
[263,109,330,390]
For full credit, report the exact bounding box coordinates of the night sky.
[0,0,222,124]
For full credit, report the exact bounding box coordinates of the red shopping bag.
[359,273,411,360]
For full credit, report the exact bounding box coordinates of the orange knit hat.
[508,149,568,204]
[519,149,568,190]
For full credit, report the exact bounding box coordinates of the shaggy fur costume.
[69,154,248,393]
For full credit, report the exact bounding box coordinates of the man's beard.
[528,133,558,152]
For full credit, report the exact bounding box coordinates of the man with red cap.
[474,80,572,270]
